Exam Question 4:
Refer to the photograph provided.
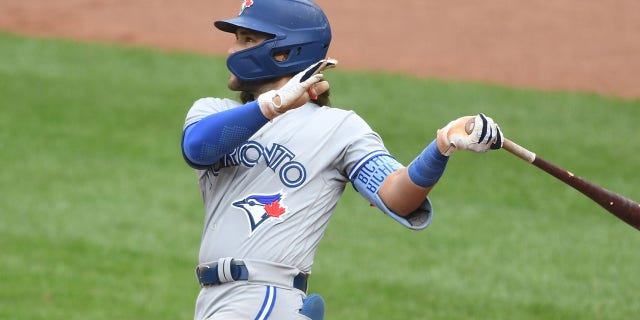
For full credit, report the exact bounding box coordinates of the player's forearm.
[378,139,449,216]
[182,100,269,166]
[378,168,433,216]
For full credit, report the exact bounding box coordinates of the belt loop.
[217,257,234,283]
[294,273,308,293]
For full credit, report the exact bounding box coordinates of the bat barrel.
[531,156,640,231]
[502,137,640,231]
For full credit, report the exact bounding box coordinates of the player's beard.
[227,74,275,93]
[227,73,283,103]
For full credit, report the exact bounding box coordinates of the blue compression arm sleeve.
[182,100,269,167]
[407,139,449,188]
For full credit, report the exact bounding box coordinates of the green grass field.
[1,32,639,319]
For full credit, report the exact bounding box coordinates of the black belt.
[196,261,308,293]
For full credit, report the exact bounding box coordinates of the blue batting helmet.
[214,0,332,81]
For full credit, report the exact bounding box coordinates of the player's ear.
[273,50,289,62]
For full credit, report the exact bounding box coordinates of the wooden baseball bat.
[503,138,640,231]
[463,118,640,231]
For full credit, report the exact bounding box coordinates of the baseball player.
[181,0,504,319]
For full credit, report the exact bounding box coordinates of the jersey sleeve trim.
[347,150,391,181]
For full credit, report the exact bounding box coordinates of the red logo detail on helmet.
[239,0,254,15]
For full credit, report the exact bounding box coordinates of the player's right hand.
[258,59,337,119]
[437,113,504,156]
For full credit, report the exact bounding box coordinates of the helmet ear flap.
[226,39,280,82]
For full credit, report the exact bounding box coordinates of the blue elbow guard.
[349,151,433,230]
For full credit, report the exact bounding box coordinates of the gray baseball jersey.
[184,98,387,273]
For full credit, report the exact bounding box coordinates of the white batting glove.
[258,59,337,119]
[437,113,504,156]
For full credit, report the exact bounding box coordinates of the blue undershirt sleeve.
[182,100,269,168]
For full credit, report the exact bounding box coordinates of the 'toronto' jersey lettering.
[210,141,307,188]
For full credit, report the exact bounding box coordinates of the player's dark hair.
[240,90,331,107]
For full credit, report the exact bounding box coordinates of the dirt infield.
[1,0,638,98]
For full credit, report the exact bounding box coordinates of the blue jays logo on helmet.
[214,0,332,81]
[233,191,288,234]
[238,0,254,15]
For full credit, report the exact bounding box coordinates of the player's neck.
[255,77,290,96]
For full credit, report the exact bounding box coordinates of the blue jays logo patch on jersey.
[239,0,254,15]
[233,191,288,235]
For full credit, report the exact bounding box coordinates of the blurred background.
[1,0,639,98]
[1,1,639,319]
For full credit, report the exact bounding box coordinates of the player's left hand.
[437,113,504,156]
[258,59,337,119]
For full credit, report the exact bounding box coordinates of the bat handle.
[503,139,536,163]
[463,116,535,162]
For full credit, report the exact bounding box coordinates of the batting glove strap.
[257,90,284,120]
